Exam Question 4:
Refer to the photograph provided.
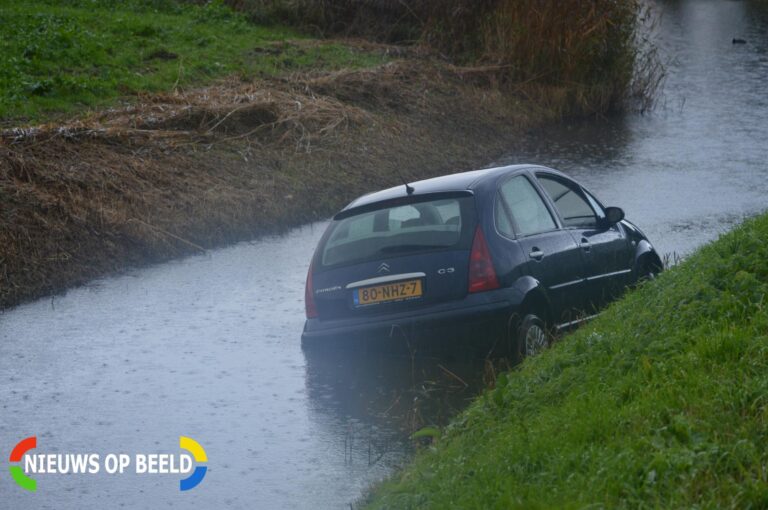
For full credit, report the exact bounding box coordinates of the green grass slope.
[367,212,768,509]
[0,0,384,123]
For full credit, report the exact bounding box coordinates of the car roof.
[341,164,566,212]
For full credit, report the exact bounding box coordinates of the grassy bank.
[251,0,662,114]
[0,0,384,123]
[365,212,768,508]
[0,58,540,309]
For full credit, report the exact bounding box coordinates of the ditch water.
[1,0,767,508]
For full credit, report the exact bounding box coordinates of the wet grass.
[0,0,385,123]
[364,211,768,508]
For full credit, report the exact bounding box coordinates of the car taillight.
[305,260,319,319]
[468,225,500,293]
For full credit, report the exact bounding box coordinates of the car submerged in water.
[302,165,661,358]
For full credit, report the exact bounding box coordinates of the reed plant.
[251,0,663,114]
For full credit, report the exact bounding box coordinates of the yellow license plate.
[354,279,423,306]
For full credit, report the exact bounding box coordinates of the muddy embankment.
[0,49,549,310]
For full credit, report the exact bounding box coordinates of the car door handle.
[529,248,545,261]
[580,237,591,252]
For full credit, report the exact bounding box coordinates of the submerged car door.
[535,173,633,310]
[495,174,587,323]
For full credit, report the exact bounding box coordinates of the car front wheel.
[638,257,659,283]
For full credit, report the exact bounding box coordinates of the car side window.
[498,175,557,236]
[537,175,598,228]
[582,191,607,222]
[495,196,514,237]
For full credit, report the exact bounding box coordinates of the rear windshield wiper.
[378,244,443,254]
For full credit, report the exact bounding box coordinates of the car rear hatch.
[311,192,477,320]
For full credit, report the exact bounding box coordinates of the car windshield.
[320,196,474,267]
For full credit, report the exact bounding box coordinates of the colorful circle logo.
[179,436,207,491]
[9,436,37,492]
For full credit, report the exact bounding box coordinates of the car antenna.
[396,170,415,195]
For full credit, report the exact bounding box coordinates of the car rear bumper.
[301,288,520,346]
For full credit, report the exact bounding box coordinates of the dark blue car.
[302,165,661,357]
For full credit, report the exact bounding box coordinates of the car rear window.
[320,196,475,268]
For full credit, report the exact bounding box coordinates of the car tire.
[638,258,658,283]
[516,313,549,360]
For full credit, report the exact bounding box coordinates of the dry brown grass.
[453,0,658,113]
[0,59,537,309]
[255,0,663,115]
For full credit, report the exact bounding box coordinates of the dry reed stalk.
[282,0,660,114]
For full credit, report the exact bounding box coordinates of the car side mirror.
[602,206,625,226]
